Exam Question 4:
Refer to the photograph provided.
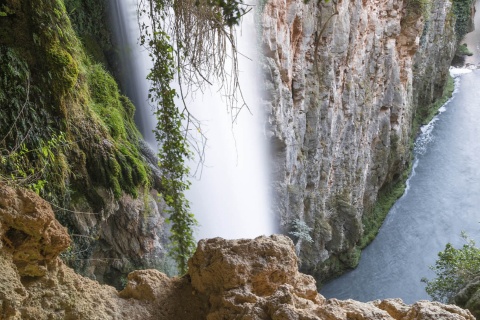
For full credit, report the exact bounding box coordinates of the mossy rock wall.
[0,0,168,287]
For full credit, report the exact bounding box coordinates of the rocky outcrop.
[0,184,474,319]
[261,0,460,282]
[0,0,169,287]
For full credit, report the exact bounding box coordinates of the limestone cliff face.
[261,0,458,281]
[0,185,474,319]
[413,0,456,112]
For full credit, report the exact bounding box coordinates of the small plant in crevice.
[289,218,314,244]
[456,43,474,56]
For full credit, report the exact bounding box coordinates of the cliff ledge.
[0,184,474,319]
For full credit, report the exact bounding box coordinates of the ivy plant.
[140,0,247,273]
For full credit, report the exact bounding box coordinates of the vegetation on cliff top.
[422,234,480,303]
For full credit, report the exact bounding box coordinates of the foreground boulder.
[0,183,474,319]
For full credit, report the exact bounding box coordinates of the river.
[321,28,480,303]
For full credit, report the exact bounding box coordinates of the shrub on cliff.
[452,0,475,41]
[422,234,480,303]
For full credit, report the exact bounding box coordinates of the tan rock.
[0,184,70,276]
[0,184,474,319]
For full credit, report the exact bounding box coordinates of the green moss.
[1,0,153,200]
[47,43,79,94]
[0,0,159,285]
[360,75,455,249]
[64,0,113,66]
[84,63,150,198]
[88,64,128,139]
[452,0,475,41]
[360,175,408,248]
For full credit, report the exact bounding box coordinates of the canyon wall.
[0,183,474,319]
[261,0,458,282]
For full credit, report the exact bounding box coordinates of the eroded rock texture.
[0,185,474,319]
[261,0,459,281]
[67,185,169,287]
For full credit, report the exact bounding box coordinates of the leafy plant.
[422,233,480,303]
[456,43,474,56]
[289,218,314,243]
[452,0,475,41]
[145,26,197,274]
[139,0,248,273]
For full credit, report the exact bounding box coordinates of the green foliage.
[0,0,157,285]
[147,28,197,274]
[360,176,407,248]
[452,0,475,41]
[422,234,480,303]
[141,0,250,273]
[0,4,14,16]
[64,0,112,64]
[84,63,150,199]
[0,132,69,195]
[0,46,52,148]
[88,64,128,139]
[289,219,314,243]
[456,43,474,56]
[46,42,79,95]
[205,0,247,26]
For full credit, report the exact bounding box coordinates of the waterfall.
[185,12,276,240]
[109,0,276,240]
[109,0,156,147]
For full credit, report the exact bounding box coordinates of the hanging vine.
[138,0,248,273]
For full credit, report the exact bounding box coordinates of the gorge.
[321,66,480,303]
[0,0,479,317]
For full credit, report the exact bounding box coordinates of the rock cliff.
[0,184,474,319]
[0,0,169,287]
[261,0,461,282]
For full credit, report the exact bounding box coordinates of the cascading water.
[109,0,156,147]
[109,0,276,240]
[184,11,275,240]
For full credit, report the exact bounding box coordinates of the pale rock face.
[0,187,474,319]
[261,0,456,281]
[67,186,169,287]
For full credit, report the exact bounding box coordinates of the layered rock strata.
[261,0,459,281]
[0,184,474,319]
